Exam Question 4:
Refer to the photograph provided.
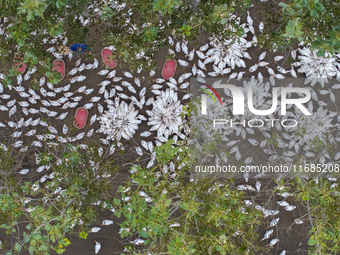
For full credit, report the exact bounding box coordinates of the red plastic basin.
[161,59,177,80]
[101,48,117,69]
[52,59,65,80]
[73,107,88,129]
[14,55,26,74]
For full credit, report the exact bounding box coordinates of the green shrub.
[114,140,265,254]
[0,144,117,254]
[258,0,340,55]
[295,177,340,254]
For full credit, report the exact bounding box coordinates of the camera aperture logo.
[199,82,312,128]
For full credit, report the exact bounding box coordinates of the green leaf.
[79,231,88,239]
[152,0,182,16]
[308,238,318,246]
[14,242,22,252]
[284,18,304,40]
[44,224,51,231]
[140,230,149,238]
[29,246,34,255]
[142,26,158,42]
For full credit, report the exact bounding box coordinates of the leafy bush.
[258,0,340,55]
[295,177,340,254]
[0,0,94,86]
[113,140,266,254]
[0,144,117,254]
